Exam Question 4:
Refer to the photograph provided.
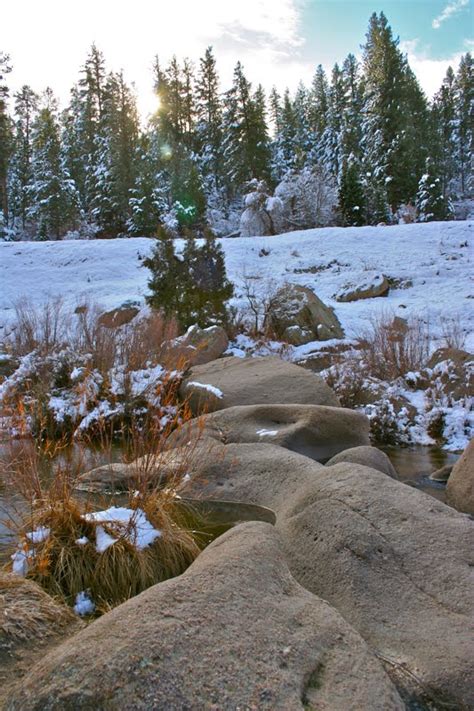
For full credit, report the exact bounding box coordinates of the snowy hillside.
[1,220,472,351]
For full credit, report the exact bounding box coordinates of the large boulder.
[278,463,474,709]
[171,403,370,463]
[180,355,340,415]
[162,324,229,368]
[268,284,344,343]
[446,438,474,514]
[325,445,398,479]
[335,273,389,302]
[182,442,325,512]
[0,572,80,706]
[6,524,403,710]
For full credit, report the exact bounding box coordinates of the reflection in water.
[382,445,460,502]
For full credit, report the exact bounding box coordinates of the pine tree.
[90,71,139,236]
[8,85,38,232]
[454,53,473,196]
[144,230,233,328]
[309,65,329,138]
[361,12,428,210]
[28,89,80,238]
[339,157,365,225]
[0,52,12,234]
[127,132,166,236]
[431,66,457,198]
[222,63,270,194]
[416,158,453,222]
[195,47,223,187]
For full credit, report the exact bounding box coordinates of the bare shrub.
[119,312,179,371]
[72,302,118,373]
[323,353,370,408]
[441,315,467,350]
[11,297,69,356]
[239,274,280,337]
[357,313,431,380]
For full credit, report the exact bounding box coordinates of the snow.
[187,381,224,398]
[74,591,95,616]
[11,548,30,576]
[75,536,89,546]
[25,526,50,543]
[256,429,279,437]
[1,221,471,350]
[83,506,162,551]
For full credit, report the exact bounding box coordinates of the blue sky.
[3,0,473,117]
[300,1,472,64]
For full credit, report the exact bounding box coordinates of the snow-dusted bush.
[239,180,274,238]
[273,166,338,232]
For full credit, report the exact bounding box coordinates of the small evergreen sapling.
[144,228,233,330]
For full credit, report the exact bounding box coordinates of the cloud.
[432,0,470,29]
[3,0,308,118]
[400,38,473,98]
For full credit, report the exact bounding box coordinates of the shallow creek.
[0,441,460,563]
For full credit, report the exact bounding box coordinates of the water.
[382,445,460,502]
[0,441,460,562]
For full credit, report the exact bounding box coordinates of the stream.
[0,441,460,563]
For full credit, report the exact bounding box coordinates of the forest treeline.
[0,12,472,240]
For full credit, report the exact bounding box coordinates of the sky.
[2,0,473,118]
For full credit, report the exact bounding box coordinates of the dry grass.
[1,402,210,615]
[357,312,431,381]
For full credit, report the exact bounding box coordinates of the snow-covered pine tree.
[0,52,12,235]
[361,12,428,211]
[195,47,223,188]
[454,53,473,197]
[271,88,298,181]
[7,85,38,234]
[90,70,139,236]
[431,66,457,199]
[222,63,271,196]
[28,89,80,239]
[320,62,346,179]
[416,157,454,222]
[127,132,166,236]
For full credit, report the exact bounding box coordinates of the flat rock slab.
[278,463,474,709]
[180,355,340,415]
[6,523,403,711]
[172,403,370,462]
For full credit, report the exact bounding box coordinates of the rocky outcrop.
[427,347,474,399]
[335,273,389,302]
[325,445,398,478]
[180,355,340,415]
[6,524,404,711]
[446,438,474,514]
[278,463,474,709]
[172,403,370,462]
[268,284,344,343]
[97,306,139,328]
[162,324,229,368]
